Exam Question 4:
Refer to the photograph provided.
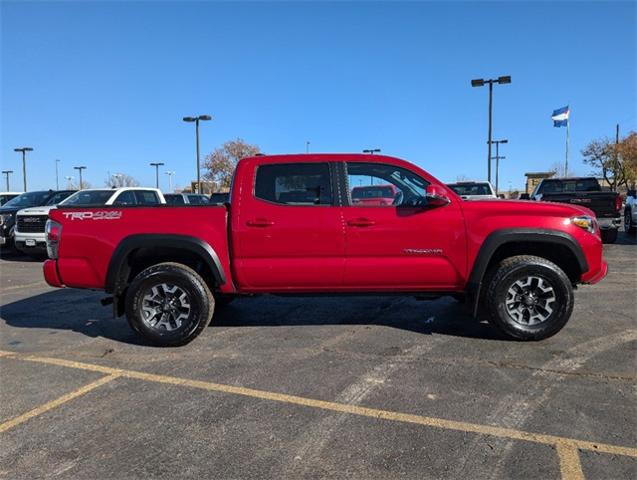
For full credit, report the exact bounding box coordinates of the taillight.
[45,219,62,259]
[615,195,623,212]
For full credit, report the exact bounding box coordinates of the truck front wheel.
[484,255,574,341]
[125,262,214,347]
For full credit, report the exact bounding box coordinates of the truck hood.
[458,194,497,201]
[462,198,596,218]
[16,205,56,216]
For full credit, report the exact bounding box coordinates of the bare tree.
[105,173,140,188]
[202,138,261,192]
[66,179,92,190]
[582,132,637,190]
[548,162,577,178]
[455,174,470,182]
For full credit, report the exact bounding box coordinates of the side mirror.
[425,185,451,207]
[519,193,530,200]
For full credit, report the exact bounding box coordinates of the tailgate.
[541,192,619,218]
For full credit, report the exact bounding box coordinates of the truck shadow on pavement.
[212,295,503,340]
[1,290,503,346]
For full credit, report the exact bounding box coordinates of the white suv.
[14,187,165,257]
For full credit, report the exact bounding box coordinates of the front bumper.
[583,259,608,285]
[14,232,47,253]
[597,217,621,230]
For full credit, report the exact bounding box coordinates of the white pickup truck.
[15,187,165,257]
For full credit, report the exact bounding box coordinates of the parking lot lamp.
[13,147,33,191]
[150,162,165,189]
[73,166,87,189]
[471,76,511,182]
[489,139,508,195]
[2,170,13,191]
[55,159,61,190]
[183,115,212,193]
[363,149,381,184]
[165,171,175,192]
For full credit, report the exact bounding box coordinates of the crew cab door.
[341,161,465,289]
[231,161,345,290]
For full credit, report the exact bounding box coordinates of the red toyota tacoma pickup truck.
[43,154,607,346]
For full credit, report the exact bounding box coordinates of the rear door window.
[134,191,160,205]
[113,190,137,205]
[255,163,333,206]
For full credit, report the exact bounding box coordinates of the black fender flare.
[466,228,588,317]
[105,234,226,295]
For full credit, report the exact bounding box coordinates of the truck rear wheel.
[484,255,574,341]
[125,262,214,347]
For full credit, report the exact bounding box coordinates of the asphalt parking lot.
[0,234,635,480]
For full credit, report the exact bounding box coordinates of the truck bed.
[49,205,232,292]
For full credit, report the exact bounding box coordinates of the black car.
[0,190,76,250]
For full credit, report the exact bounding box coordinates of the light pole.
[165,171,175,192]
[73,166,87,189]
[13,147,33,191]
[65,176,74,189]
[183,115,212,193]
[55,159,61,190]
[150,162,165,189]
[306,141,310,153]
[363,149,381,184]
[489,139,508,195]
[471,76,511,182]
[2,170,13,191]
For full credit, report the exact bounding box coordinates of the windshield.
[448,183,492,196]
[351,186,395,199]
[61,190,113,206]
[45,191,75,205]
[2,191,52,208]
[537,179,601,195]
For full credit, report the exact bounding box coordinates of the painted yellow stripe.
[556,443,585,480]
[0,374,119,433]
[2,351,636,459]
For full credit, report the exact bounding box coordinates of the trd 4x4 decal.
[62,211,123,220]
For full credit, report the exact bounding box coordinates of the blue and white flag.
[552,106,570,127]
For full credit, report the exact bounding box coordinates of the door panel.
[343,205,465,288]
[343,162,465,290]
[232,162,345,290]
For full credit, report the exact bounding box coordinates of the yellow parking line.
[556,442,585,480]
[0,374,119,433]
[2,351,636,460]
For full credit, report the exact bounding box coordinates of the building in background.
[524,172,555,194]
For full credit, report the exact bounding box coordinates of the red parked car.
[43,154,607,346]
[351,184,400,207]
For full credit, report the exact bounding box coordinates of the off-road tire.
[601,228,618,244]
[125,262,214,346]
[484,255,574,341]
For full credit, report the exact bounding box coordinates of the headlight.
[0,214,12,225]
[570,215,595,233]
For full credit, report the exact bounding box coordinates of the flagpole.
[565,117,570,177]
